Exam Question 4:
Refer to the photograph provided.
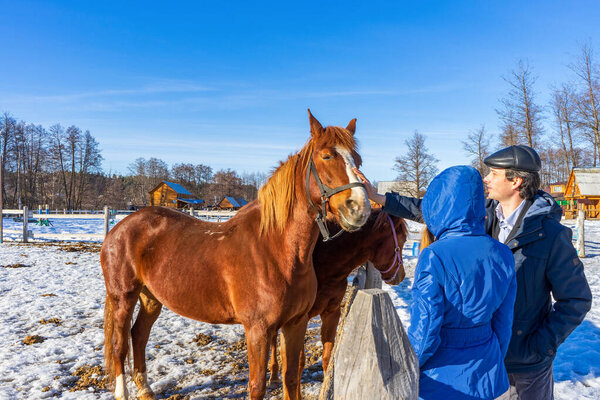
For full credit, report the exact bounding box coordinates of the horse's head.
[368,210,408,285]
[306,110,371,234]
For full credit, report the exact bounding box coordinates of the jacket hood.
[422,166,486,239]
[526,190,562,221]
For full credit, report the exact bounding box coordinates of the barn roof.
[222,197,248,208]
[224,196,241,208]
[573,168,600,196]
[178,198,204,204]
[163,181,193,195]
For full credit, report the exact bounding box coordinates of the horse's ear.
[346,118,357,135]
[308,109,324,138]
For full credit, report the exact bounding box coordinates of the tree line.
[2,44,598,207]
[395,43,600,197]
[0,114,267,210]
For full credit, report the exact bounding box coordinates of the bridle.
[305,151,365,242]
[380,213,404,283]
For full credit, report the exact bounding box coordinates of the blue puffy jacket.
[408,166,517,400]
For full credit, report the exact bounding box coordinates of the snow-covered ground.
[0,217,598,399]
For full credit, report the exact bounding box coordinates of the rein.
[380,214,404,283]
[305,152,365,242]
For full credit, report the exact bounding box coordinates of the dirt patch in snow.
[68,364,108,392]
[23,335,45,345]
[1,263,31,268]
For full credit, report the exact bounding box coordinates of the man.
[354,145,592,400]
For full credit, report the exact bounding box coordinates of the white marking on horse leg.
[134,371,155,399]
[335,147,369,209]
[115,374,129,400]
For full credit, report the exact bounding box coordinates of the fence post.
[103,206,110,239]
[22,206,28,243]
[189,207,194,217]
[576,209,585,258]
[365,261,383,289]
[319,289,419,400]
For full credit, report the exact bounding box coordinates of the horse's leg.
[245,324,274,400]
[267,331,281,386]
[131,288,163,400]
[281,316,309,400]
[320,307,342,372]
[108,289,140,400]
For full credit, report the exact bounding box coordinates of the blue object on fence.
[412,241,420,257]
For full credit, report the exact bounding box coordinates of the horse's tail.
[420,227,435,251]
[103,294,116,386]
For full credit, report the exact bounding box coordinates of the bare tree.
[496,60,545,147]
[570,43,600,166]
[0,113,16,207]
[394,131,438,198]
[48,124,69,208]
[462,125,492,176]
[551,85,582,172]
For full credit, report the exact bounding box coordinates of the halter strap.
[305,153,365,241]
[380,213,404,282]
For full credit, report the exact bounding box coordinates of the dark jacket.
[408,166,517,399]
[383,189,593,373]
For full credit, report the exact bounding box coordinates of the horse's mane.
[258,126,357,235]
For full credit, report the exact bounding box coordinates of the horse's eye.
[322,154,334,161]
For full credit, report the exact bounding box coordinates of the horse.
[268,207,408,383]
[100,110,371,400]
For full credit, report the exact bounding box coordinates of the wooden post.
[577,209,586,258]
[103,206,110,239]
[189,207,194,217]
[355,265,367,290]
[320,289,419,400]
[22,206,28,243]
[365,261,383,289]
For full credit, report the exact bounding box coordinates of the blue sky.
[1,1,599,181]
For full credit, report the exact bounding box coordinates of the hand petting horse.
[268,207,408,384]
[100,110,371,400]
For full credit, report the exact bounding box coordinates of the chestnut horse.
[100,111,371,400]
[268,207,408,383]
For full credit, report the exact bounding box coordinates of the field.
[0,218,598,399]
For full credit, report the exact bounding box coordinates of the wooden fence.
[0,208,239,243]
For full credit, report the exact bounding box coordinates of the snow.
[0,217,599,399]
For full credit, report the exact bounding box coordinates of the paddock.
[0,217,599,399]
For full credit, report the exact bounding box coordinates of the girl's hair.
[420,227,435,251]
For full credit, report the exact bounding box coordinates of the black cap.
[483,145,541,172]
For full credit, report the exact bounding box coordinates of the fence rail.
[1,207,243,243]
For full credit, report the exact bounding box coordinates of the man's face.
[483,168,521,201]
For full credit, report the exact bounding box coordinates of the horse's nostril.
[345,199,357,209]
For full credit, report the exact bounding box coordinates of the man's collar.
[496,199,526,225]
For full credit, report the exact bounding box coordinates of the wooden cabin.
[149,181,204,209]
[564,168,600,219]
[217,196,248,210]
[543,181,568,212]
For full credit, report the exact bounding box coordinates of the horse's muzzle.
[338,199,370,232]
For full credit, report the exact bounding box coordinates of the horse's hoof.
[136,388,158,400]
[268,377,282,387]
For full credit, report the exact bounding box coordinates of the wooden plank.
[577,209,586,258]
[32,213,107,219]
[29,233,105,241]
[324,289,419,400]
[22,206,28,243]
[3,209,25,215]
[103,206,110,238]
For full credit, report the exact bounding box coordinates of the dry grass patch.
[69,365,108,392]
[23,335,45,345]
